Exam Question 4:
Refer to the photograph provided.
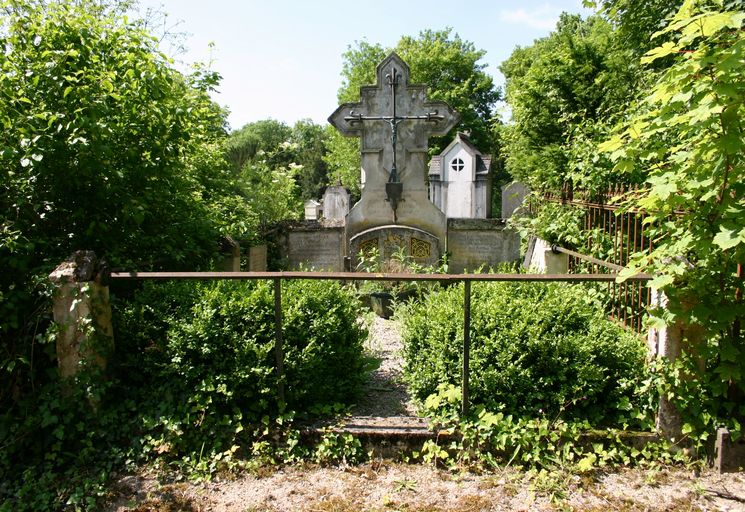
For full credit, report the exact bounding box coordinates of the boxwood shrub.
[398,281,650,425]
[108,279,367,460]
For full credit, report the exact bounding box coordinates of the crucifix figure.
[329,53,460,238]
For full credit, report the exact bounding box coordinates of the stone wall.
[446,219,520,273]
[278,221,344,271]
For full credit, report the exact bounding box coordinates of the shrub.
[0,278,366,510]
[114,279,367,418]
[398,280,651,426]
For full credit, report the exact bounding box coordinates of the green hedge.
[115,279,367,416]
[0,279,366,510]
[399,281,650,425]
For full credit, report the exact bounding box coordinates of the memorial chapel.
[428,132,492,219]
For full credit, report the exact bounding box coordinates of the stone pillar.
[526,237,569,274]
[648,288,704,439]
[49,251,114,381]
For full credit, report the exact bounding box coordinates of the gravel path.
[350,316,418,418]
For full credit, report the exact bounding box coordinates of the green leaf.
[713,227,743,250]
[641,41,680,64]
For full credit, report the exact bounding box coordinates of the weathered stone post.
[647,288,704,439]
[525,237,569,274]
[49,251,114,382]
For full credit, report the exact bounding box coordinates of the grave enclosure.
[277,53,520,272]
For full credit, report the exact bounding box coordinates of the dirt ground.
[108,462,745,511]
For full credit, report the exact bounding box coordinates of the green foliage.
[500,14,641,194]
[416,396,689,472]
[603,0,745,430]
[0,278,367,510]
[224,118,333,239]
[591,0,684,54]
[326,29,501,192]
[399,280,652,426]
[509,201,585,248]
[0,0,241,432]
[116,279,367,415]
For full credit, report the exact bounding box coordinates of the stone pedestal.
[525,237,569,274]
[49,251,114,381]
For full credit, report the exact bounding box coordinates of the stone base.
[715,427,745,473]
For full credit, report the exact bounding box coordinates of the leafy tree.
[0,0,231,405]
[325,29,501,193]
[500,14,640,194]
[225,119,293,171]
[291,119,331,201]
[603,1,744,433]
[589,0,684,54]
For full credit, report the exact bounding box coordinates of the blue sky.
[138,1,593,131]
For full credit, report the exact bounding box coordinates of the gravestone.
[304,199,322,220]
[329,53,460,266]
[501,181,528,219]
[322,184,350,222]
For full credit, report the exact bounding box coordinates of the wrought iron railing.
[110,270,652,414]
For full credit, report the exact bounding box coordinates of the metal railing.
[538,185,653,332]
[110,270,652,414]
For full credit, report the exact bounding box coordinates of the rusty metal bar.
[273,278,285,404]
[462,280,471,416]
[110,271,652,283]
[550,246,625,272]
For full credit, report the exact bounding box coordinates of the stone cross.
[329,53,460,234]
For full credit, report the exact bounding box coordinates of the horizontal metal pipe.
[551,246,625,272]
[110,271,652,283]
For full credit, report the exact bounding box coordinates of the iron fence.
[110,270,652,415]
[538,185,651,333]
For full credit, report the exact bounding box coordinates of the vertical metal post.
[273,278,285,404]
[462,280,471,416]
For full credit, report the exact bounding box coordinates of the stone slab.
[282,222,344,271]
[446,219,520,273]
[502,181,528,219]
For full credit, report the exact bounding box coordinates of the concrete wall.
[447,219,520,273]
[279,221,344,271]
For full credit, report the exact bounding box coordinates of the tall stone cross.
[329,53,460,243]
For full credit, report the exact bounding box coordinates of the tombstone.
[329,53,460,266]
[304,199,322,220]
[322,184,350,222]
[220,236,241,272]
[501,181,529,219]
[248,244,267,271]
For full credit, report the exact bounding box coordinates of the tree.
[290,119,331,201]
[590,0,684,54]
[500,14,640,194]
[0,0,231,403]
[325,29,501,193]
[603,1,744,432]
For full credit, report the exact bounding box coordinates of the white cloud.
[499,4,562,31]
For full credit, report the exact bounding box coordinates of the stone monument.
[322,183,351,221]
[329,53,460,267]
[501,181,529,219]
